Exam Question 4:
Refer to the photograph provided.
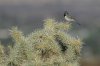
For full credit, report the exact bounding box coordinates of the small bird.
[64,11,81,25]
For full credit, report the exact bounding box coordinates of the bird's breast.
[65,16,75,22]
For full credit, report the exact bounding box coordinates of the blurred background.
[0,0,100,66]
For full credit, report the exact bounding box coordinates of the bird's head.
[64,11,69,17]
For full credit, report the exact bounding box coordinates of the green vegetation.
[0,19,83,66]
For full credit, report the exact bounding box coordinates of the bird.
[64,11,81,25]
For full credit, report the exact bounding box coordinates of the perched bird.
[64,11,81,25]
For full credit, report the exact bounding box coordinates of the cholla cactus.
[27,19,82,66]
[0,18,83,66]
[0,42,7,66]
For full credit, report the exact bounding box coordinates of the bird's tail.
[75,22,81,26]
